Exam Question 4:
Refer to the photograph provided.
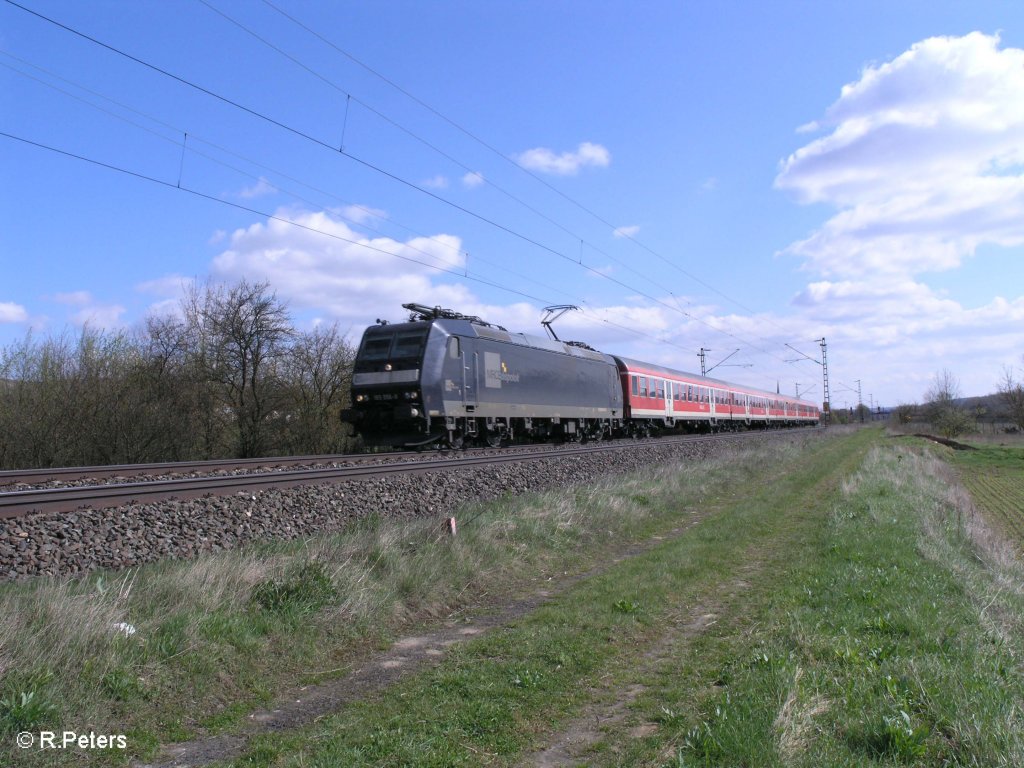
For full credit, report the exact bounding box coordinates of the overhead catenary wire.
[4,0,779,360]
[0,130,555,306]
[0,51,705,357]
[0,128,706,359]
[197,0,680,304]
[257,0,799,340]
[3,0,813,385]
[201,0,796,355]
[0,50,585,305]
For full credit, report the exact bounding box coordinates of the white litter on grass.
[112,622,137,637]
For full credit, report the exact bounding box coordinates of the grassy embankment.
[3,427,1023,767]
[229,428,1024,767]
[1,430,826,767]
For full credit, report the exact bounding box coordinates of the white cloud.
[765,32,1024,403]
[238,176,276,199]
[0,302,27,323]
[209,203,1024,403]
[334,204,387,225]
[50,291,128,330]
[423,175,449,189]
[461,171,485,188]
[53,290,92,305]
[71,304,126,329]
[515,142,611,176]
[613,225,640,239]
[210,208,470,325]
[135,275,194,319]
[776,32,1024,279]
[135,274,194,296]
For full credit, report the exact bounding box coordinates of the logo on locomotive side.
[484,352,519,388]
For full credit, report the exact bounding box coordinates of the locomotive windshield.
[392,330,427,358]
[360,337,392,361]
[355,327,429,372]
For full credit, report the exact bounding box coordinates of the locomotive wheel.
[485,430,504,448]
[446,431,465,450]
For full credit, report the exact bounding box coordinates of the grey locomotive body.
[347,304,623,447]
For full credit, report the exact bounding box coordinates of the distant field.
[952,442,1024,548]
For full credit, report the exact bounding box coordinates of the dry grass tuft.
[775,666,831,762]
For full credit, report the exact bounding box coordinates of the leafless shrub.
[0,280,356,468]
[923,369,973,438]
[998,363,1024,432]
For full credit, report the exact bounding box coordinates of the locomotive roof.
[385,319,606,366]
[427,317,616,364]
[613,355,817,408]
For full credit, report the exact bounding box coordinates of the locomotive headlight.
[384,363,393,371]
[355,394,366,402]
[409,408,419,417]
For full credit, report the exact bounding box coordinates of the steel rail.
[0,429,817,519]
[0,451,422,486]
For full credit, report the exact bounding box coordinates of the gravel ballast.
[0,431,817,580]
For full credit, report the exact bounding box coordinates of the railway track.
[0,451,422,487]
[0,430,801,519]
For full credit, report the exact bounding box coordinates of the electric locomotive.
[344,303,624,448]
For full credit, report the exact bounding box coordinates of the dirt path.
[135,518,708,767]
[518,434,861,767]
[520,558,763,767]
[136,432,858,768]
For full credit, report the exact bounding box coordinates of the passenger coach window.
[656,381,665,399]
[631,376,639,396]
[639,377,648,397]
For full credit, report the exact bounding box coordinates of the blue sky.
[3,0,1024,409]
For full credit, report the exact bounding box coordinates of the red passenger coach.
[613,356,819,433]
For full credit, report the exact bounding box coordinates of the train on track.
[343,303,820,448]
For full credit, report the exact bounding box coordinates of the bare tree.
[278,323,355,454]
[0,327,161,467]
[0,279,361,468]
[995,365,1024,432]
[890,403,918,426]
[137,313,222,460]
[0,331,76,468]
[188,280,294,458]
[924,369,973,438]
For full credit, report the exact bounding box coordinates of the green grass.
[226,428,877,766]
[592,441,1024,766]
[224,429,1024,768]
[949,441,1024,548]
[0,431,825,767]
[7,428,1020,768]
